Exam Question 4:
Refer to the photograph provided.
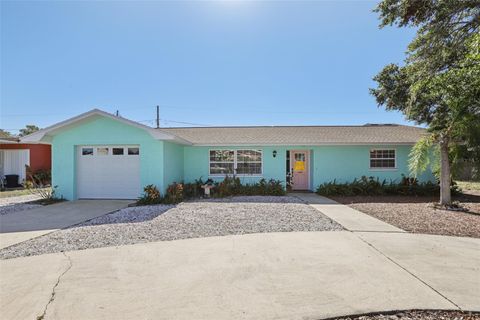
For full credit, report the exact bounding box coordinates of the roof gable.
[20,109,191,145]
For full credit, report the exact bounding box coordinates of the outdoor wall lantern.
[273,150,277,158]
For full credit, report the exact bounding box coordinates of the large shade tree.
[370,0,480,205]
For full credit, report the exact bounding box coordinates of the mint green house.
[23,109,433,200]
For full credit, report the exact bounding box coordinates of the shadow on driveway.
[0,200,131,234]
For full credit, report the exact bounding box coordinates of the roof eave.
[0,139,20,144]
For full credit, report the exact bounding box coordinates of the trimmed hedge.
[316,175,459,197]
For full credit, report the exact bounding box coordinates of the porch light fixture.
[272,150,277,158]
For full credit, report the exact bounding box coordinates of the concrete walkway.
[292,193,404,232]
[0,200,131,249]
[1,231,479,320]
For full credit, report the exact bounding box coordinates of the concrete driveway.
[0,200,131,249]
[1,194,479,319]
[1,231,479,320]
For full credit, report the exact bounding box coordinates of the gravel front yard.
[332,194,480,238]
[0,194,42,215]
[0,196,342,259]
[329,310,480,320]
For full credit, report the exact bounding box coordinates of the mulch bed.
[331,193,480,238]
[327,310,480,320]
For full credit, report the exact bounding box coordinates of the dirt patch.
[332,194,480,238]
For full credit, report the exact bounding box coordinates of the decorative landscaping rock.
[0,196,343,259]
[329,310,480,320]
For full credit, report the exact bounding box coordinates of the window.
[370,149,396,169]
[112,148,124,155]
[209,149,262,175]
[236,150,262,175]
[209,150,234,175]
[294,153,305,162]
[82,148,93,156]
[97,147,109,156]
[128,147,140,155]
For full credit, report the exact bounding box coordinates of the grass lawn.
[456,180,480,192]
[332,193,480,238]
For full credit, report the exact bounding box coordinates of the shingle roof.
[0,131,18,142]
[0,131,10,139]
[161,124,426,146]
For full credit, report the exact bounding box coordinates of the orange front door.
[291,150,309,190]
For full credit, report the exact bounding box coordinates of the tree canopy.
[0,129,13,138]
[19,125,40,137]
[370,0,480,204]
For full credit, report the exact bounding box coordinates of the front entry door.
[291,150,309,190]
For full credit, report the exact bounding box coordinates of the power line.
[1,103,384,118]
[136,118,214,127]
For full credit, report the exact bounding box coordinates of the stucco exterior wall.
[183,145,435,190]
[311,145,434,185]
[163,141,184,187]
[51,116,165,200]
[49,115,434,199]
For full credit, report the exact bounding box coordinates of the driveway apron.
[1,231,467,320]
[0,200,131,249]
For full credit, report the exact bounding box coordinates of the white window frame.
[126,146,140,156]
[209,149,263,177]
[81,147,94,156]
[209,149,235,176]
[236,149,263,176]
[96,147,109,156]
[369,148,397,171]
[112,147,125,156]
[79,145,140,157]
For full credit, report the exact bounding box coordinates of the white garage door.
[77,146,140,199]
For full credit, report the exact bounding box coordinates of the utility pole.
[156,105,160,128]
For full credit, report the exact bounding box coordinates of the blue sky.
[1,1,416,133]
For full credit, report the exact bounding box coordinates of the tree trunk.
[439,138,451,205]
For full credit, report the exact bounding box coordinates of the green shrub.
[213,176,242,197]
[257,178,285,196]
[137,176,286,206]
[137,184,162,205]
[164,182,184,204]
[183,178,204,198]
[316,175,446,197]
[211,176,286,197]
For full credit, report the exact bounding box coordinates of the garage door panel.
[77,146,140,199]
